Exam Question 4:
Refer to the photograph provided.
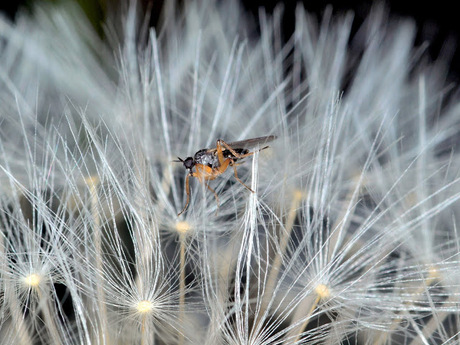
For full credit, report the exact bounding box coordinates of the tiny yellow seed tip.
[315,284,330,299]
[84,175,99,188]
[136,300,154,314]
[176,221,191,234]
[23,273,41,287]
[427,266,439,282]
[293,190,303,201]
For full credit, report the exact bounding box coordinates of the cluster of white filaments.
[0,1,459,345]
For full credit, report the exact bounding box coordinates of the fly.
[174,135,276,216]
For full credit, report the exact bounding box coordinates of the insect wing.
[220,135,277,151]
[203,135,277,158]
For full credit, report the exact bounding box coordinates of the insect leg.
[177,173,192,216]
[231,163,254,193]
[205,183,220,213]
[215,139,227,166]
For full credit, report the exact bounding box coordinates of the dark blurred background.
[1,0,459,78]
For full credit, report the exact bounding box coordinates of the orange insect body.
[194,162,228,182]
[175,136,276,216]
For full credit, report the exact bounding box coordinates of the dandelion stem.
[407,269,453,345]
[1,234,33,344]
[180,236,186,306]
[179,233,187,345]
[286,283,330,343]
[136,300,156,345]
[373,267,441,345]
[86,176,110,343]
[290,293,322,344]
[141,315,147,345]
[408,310,450,345]
[372,315,403,345]
[175,220,192,344]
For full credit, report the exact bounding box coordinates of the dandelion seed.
[22,273,42,289]
[315,283,330,300]
[136,300,155,315]
[176,221,192,235]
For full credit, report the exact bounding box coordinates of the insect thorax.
[194,147,250,168]
[194,149,219,168]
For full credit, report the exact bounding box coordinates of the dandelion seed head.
[135,300,155,314]
[22,273,42,288]
[315,283,330,299]
[427,265,440,282]
[175,221,192,235]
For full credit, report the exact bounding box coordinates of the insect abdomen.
[223,148,249,159]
